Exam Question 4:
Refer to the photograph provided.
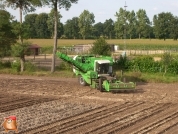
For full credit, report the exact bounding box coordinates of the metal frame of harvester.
[56,51,136,92]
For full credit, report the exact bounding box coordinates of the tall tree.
[114,8,129,39]
[92,22,104,38]
[103,19,114,39]
[1,0,42,72]
[78,10,95,39]
[42,0,78,73]
[64,17,79,39]
[170,16,178,40]
[64,19,73,38]
[47,8,62,38]
[35,13,50,38]
[153,12,174,40]
[0,10,16,57]
[136,9,150,39]
[127,10,136,39]
[24,13,38,38]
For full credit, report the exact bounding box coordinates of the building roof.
[29,44,41,49]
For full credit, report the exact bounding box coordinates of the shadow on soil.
[111,88,145,94]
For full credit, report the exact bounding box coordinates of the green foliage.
[41,46,53,54]
[0,10,16,57]
[90,37,111,56]
[92,22,104,38]
[113,55,128,70]
[126,53,178,75]
[47,9,63,38]
[24,61,36,72]
[153,12,174,40]
[35,13,50,38]
[161,52,172,65]
[103,19,114,39]
[78,10,95,39]
[2,0,42,14]
[115,8,129,39]
[0,61,11,69]
[11,42,31,57]
[64,17,80,39]
[127,55,162,73]
[161,53,172,72]
[136,9,150,38]
[11,60,36,72]
[57,61,72,71]
[24,14,38,38]
[11,60,21,72]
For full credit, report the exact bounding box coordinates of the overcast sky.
[5,0,178,24]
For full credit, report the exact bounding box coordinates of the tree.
[103,19,114,39]
[64,17,79,39]
[114,8,129,39]
[153,12,174,40]
[35,13,50,38]
[136,9,150,39]
[42,0,78,73]
[11,42,31,62]
[92,22,104,38]
[0,10,16,57]
[1,0,43,72]
[90,37,111,56]
[78,10,95,39]
[47,8,62,38]
[127,10,136,39]
[24,13,38,38]
[170,16,178,40]
[58,22,64,38]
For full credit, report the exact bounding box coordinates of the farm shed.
[28,44,41,55]
[72,44,119,54]
[73,44,93,53]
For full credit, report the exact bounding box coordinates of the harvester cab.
[95,60,111,74]
[56,51,136,92]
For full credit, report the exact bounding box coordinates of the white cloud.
[153,7,158,11]
[97,11,106,15]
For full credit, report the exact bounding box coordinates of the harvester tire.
[78,76,87,86]
[99,78,104,92]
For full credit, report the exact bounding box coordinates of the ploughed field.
[0,74,178,134]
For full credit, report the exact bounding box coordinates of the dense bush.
[90,37,111,56]
[57,61,72,71]
[126,56,161,73]
[125,54,178,74]
[24,61,37,72]
[113,55,127,70]
[11,60,21,72]
[0,61,11,69]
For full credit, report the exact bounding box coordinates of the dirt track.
[0,74,178,134]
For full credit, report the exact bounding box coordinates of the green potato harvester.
[56,51,136,92]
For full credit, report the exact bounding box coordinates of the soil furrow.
[117,104,178,134]
[0,98,55,112]
[44,102,145,134]
[86,103,171,134]
[21,102,142,134]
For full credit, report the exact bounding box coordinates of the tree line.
[1,8,178,40]
[20,8,178,40]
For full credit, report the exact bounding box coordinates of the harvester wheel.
[78,76,87,86]
[99,78,104,92]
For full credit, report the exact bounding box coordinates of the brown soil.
[0,74,178,134]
